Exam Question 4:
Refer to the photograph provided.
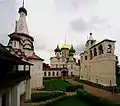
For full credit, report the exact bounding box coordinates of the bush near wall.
[64,85,84,92]
[76,89,120,106]
[74,78,120,93]
[31,92,64,102]
[43,78,72,91]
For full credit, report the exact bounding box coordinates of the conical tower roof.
[17,0,29,36]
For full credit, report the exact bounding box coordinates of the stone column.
[8,90,12,106]
[25,79,31,101]
[0,94,2,106]
[11,85,20,106]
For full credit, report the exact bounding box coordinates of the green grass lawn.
[31,92,63,102]
[43,78,72,91]
[116,77,120,87]
[44,96,90,106]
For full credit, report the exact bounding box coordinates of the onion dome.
[19,7,27,15]
[69,45,76,53]
[54,45,61,52]
[18,0,27,15]
[61,43,69,49]
[69,52,74,56]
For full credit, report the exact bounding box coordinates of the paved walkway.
[32,90,63,93]
[66,78,120,102]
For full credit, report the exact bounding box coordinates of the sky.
[0,0,120,63]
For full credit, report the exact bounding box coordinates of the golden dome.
[61,43,69,49]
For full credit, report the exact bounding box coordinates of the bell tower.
[85,32,96,50]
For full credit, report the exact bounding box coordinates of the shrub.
[65,85,84,92]
[31,92,63,102]
[74,79,120,93]
[76,88,120,106]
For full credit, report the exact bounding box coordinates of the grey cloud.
[70,18,91,32]
[54,0,98,12]
[0,0,17,44]
[75,43,85,55]
[70,16,109,33]
[46,49,54,54]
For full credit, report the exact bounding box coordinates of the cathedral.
[43,41,80,77]
[80,32,116,86]
[6,1,44,91]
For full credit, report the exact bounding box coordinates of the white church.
[6,0,44,96]
[43,42,80,77]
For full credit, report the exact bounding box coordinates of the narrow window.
[107,44,112,53]
[48,72,51,76]
[90,50,92,60]
[57,72,59,76]
[94,48,97,56]
[44,71,46,76]
[52,71,55,76]
[14,41,16,47]
[98,45,103,55]
[85,56,87,60]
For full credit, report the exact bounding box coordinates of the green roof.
[69,45,76,53]
[54,45,61,52]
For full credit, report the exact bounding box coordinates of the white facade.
[44,70,61,77]
[44,44,80,77]
[29,59,43,89]
[80,33,116,86]
[7,4,44,90]
[0,79,31,106]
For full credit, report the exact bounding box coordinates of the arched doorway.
[61,70,68,77]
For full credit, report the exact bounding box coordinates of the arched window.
[85,56,87,60]
[94,48,97,56]
[56,64,58,68]
[48,72,51,76]
[90,50,92,60]
[98,45,103,55]
[14,41,16,47]
[44,71,46,76]
[52,71,55,76]
[57,72,59,76]
[107,44,112,53]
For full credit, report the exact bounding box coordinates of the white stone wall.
[43,70,61,77]
[29,59,43,89]
[80,40,116,86]
[19,81,25,95]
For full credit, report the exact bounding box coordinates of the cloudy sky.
[0,0,120,63]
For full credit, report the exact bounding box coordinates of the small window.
[94,48,97,56]
[71,64,73,68]
[44,72,46,76]
[57,72,59,76]
[85,56,87,60]
[98,45,103,55]
[14,41,16,47]
[63,64,64,68]
[107,44,112,53]
[81,76,83,78]
[56,64,58,68]
[90,50,92,60]
[52,71,55,76]
[48,72,51,76]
